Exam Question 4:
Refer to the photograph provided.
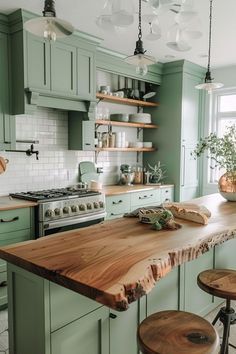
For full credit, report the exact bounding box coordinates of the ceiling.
[0,0,235,69]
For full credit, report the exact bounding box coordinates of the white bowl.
[135,142,144,148]
[129,113,152,124]
[143,142,153,148]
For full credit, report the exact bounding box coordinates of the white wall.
[0,107,139,196]
[213,65,236,88]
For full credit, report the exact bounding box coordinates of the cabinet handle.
[109,313,117,319]
[85,143,91,146]
[0,216,19,223]
[112,200,123,205]
[0,281,7,287]
[139,194,153,200]
[110,213,121,216]
[165,198,170,202]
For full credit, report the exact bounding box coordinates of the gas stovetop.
[10,186,100,202]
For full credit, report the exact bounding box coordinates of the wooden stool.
[198,269,236,354]
[137,310,219,354]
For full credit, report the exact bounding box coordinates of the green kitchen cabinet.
[0,207,35,308]
[77,48,95,100]
[0,32,15,150]
[144,60,205,202]
[215,238,236,270]
[26,33,51,91]
[180,249,215,316]
[146,267,179,316]
[51,306,109,354]
[109,301,140,354]
[51,42,77,95]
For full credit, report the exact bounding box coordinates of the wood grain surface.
[0,194,235,311]
[137,310,219,354]
[198,269,236,300]
[0,196,38,211]
[103,184,174,196]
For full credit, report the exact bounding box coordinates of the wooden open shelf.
[95,147,156,152]
[96,93,160,107]
[95,119,158,129]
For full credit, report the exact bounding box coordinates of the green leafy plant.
[148,161,167,183]
[192,125,236,174]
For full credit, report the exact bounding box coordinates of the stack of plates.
[129,113,152,124]
[110,113,129,122]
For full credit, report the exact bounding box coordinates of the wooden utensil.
[0,156,9,175]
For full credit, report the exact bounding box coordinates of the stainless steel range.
[11,186,106,237]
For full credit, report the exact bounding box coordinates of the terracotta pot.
[0,156,9,175]
[218,171,236,201]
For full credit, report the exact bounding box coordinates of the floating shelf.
[95,119,158,129]
[95,147,156,152]
[96,93,160,107]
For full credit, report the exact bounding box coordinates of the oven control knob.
[93,202,99,209]
[99,201,104,208]
[71,205,79,213]
[54,208,62,216]
[45,209,54,218]
[87,203,92,210]
[79,204,86,211]
[63,206,70,214]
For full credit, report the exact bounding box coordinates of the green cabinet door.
[51,42,76,95]
[77,48,95,100]
[146,267,179,316]
[110,301,140,354]
[181,250,214,316]
[26,33,50,90]
[0,32,15,150]
[215,238,236,270]
[51,306,109,354]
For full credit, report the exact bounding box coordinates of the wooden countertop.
[103,184,174,196]
[0,193,235,311]
[0,196,38,211]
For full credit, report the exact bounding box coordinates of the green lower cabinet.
[110,301,140,354]
[180,250,214,316]
[215,238,236,269]
[51,306,109,354]
[0,272,7,308]
[146,267,179,316]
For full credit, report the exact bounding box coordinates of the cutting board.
[80,172,99,183]
[79,161,96,175]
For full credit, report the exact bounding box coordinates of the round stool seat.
[197,269,236,300]
[137,310,219,354]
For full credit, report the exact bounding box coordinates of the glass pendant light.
[125,0,156,76]
[195,0,223,93]
[24,0,74,42]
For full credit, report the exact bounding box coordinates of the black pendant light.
[195,0,223,93]
[125,0,156,76]
[24,0,74,42]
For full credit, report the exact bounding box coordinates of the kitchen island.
[0,193,236,354]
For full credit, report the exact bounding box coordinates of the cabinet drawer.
[0,228,32,244]
[106,194,130,216]
[161,187,174,203]
[0,208,31,234]
[50,282,102,332]
[0,272,7,307]
[130,190,160,208]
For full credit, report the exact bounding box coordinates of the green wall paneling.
[146,267,179,316]
[180,249,215,316]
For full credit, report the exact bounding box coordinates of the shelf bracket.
[136,151,142,163]
[95,150,100,164]
[137,127,142,140]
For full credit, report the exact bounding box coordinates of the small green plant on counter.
[148,161,167,184]
[192,125,236,175]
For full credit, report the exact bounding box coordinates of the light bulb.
[44,20,57,42]
[136,63,148,76]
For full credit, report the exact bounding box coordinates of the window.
[202,88,236,194]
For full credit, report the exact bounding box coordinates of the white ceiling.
[0,0,235,69]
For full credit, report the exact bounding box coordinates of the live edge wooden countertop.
[103,184,174,196]
[0,196,38,211]
[0,193,235,311]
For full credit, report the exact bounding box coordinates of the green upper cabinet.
[143,60,205,202]
[26,33,50,91]
[0,29,15,150]
[51,42,77,95]
[8,9,101,114]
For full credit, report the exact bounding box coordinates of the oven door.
[38,211,106,237]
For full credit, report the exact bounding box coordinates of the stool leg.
[220,299,232,354]
[212,308,221,326]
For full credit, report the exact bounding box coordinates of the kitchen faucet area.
[0,1,236,353]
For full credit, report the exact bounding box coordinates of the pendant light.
[24,0,74,42]
[195,0,223,93]
[125,0,156,76]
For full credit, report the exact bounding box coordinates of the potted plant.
[192,124,236,201]
[148,161,167,184]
